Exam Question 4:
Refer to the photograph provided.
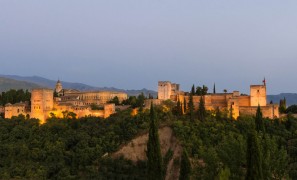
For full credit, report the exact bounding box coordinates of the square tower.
[31,89,54,123]
[250,85,267,106]
[158,81,172,100]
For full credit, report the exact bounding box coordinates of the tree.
[188,94,194,121]
[245,130,263,180]
[279,97,287,113]
[179,149,191,180]
[53,91,59,97]
[215,107,222,121]
[175,99,182,116]
[147,103,163,180]
[198,96,206,121]
[191,85,195,95]
[183,98,187,114]
[213,83,216,94]
[196,86,202,95]
[108,96,120,105]
[286,105,297,114]
[255,105,265,133]
[202,85,208,95]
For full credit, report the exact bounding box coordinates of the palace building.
[148,80,279,119]
[4,80,128,123]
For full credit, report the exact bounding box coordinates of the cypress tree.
[198,96,206,121]
[213,83,216,94]
[246,130,263,180]
[147,103,163,180]
[255,105,265,133]
[188,94,194,121]
[176,99,181,115]
[179,149,191,180]
[191,85,195,95]
[180,102,184,115]
[183,97,187,114]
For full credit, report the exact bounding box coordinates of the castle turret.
[55,80,63,93]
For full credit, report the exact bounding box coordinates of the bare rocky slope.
[112,126,182,180]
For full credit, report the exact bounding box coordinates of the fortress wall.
[237,96,250,106]
[239,105,279,119]
[144,99,163,108]
[210,95,229,107]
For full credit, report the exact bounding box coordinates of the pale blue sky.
[0,0,297,94]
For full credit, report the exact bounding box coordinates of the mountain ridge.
[0,75,157,97]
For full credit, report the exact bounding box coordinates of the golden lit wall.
[4,104,27,119]
[31,89,54,123]
[250,85,267,106]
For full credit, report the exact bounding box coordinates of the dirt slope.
[112,126,182,180]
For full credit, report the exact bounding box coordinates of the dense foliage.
[0,89,31,106]
[1,94,297,179]
[0,110,154,179]
[172,111,297,179]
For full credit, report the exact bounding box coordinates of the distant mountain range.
[267,93,297,106]
[0,75,157,97]
[0,77,42,92]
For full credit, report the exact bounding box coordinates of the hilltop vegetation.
[1,99,297,179]
[0,89,31,106]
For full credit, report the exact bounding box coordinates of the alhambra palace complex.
[2,79,279,123]
[154,80,279,119]
[4,80,128,123]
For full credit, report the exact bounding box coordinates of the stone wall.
[239,104,279,119]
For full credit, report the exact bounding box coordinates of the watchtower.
[31,89,54,123]
[250,85,266,106]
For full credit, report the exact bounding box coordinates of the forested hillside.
[1,102,297,179]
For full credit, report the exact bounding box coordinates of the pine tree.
[147,103,164,180]
[246,130,263,180]
[179,149,191,180]
[188,94,194,121]
[198,96,206,121]
[255,105,265,133]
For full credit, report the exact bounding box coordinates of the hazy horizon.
[1,1,297,94]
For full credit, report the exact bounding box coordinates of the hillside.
[0,77,41,92]
[0,74,157,97]
[112,126,182,180]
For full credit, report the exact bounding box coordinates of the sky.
[0,0,297,94]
